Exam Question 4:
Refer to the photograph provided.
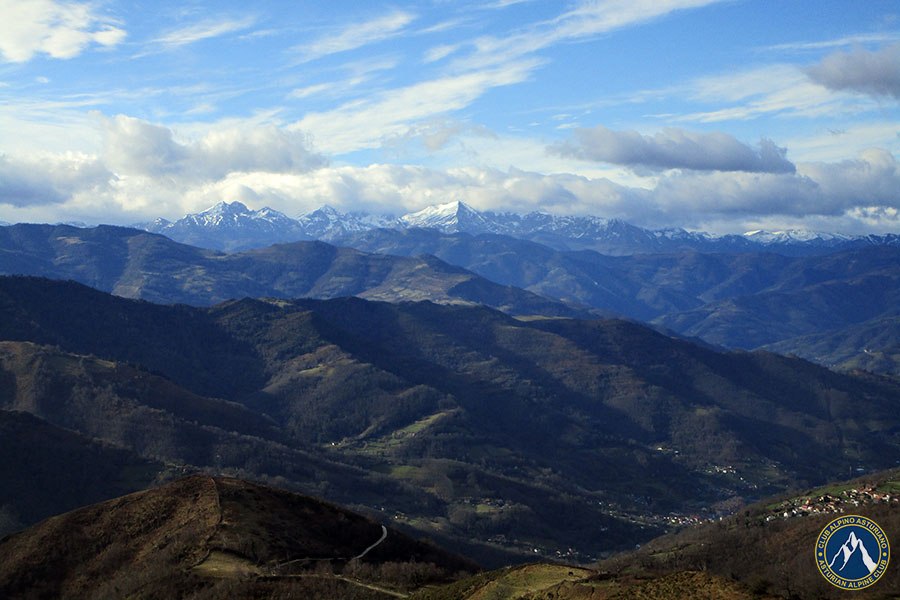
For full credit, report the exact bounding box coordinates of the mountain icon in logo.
[828,531,878,575]
[817,515,889,589]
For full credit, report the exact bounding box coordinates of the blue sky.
[0,0,899,234]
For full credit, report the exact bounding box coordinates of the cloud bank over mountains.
[2,115,898,235]
[0,1,897,236]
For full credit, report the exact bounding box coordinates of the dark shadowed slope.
[2,276,900,564]
[0,409,167,538]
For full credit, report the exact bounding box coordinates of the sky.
[0,0,899,234]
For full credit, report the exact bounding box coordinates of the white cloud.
[0,0,125,63]
[799,148,900,210]
[382,117,498,155]
[424,43,461,63]
[226,150,900,232]
[3,144,900,236]
[637,149,900,228]
[288,83,332,100]
[288,56,399,100]
[291,58,541,154]
[290,11,415,64]
[0,152,110,206]
[673,64,876,122]
[763,32,900,52]
[449,0,726,72]
[287,1,728,156]
[99,115,327,180]
[806,43,900,100]
[549,126,796,173]
[150,16,256,50]
[552,0,722,38]
[484,0,536,8]
[783,122,900,163]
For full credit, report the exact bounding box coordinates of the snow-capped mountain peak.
[399,200,498,234]
[137,201,307,251]
[297,205,395,240]
[185,201,252,227]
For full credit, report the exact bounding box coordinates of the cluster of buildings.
[766,484,899,521]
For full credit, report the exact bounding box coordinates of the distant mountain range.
[4,222,900,359]
[138,200,900,255]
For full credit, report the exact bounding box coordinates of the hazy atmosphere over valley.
[3,2,900,599]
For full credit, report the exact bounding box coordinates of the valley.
[2,203,899,597]
[2,275,900,569]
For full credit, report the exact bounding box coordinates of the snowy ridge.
[297,205,396,241]
[134,200,900,255]
[743,229,853,244]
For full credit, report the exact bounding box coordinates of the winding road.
[273,523,389,572]
[355,525,388,559]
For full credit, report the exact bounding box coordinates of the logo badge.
[816,515,890,590]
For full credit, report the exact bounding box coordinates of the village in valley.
[765,482,900,521]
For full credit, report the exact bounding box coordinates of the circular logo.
[816,515,890,590]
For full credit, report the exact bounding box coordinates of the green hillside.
[2,276,900,565]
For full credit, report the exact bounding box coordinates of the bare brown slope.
[0,475,476,600]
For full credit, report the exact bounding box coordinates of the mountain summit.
[135,201,900,255]
[141,201,309,251]
[399,200,499,234]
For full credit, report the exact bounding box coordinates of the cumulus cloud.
[550,126,796,174]
[800,148,900,209]
[221,150,897,231]
[0,0,125,63]
[0,152,111,206]
[99,115,327,180]
[636,149,900,227]
[806,43,900,100]
[3,119,899,236]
